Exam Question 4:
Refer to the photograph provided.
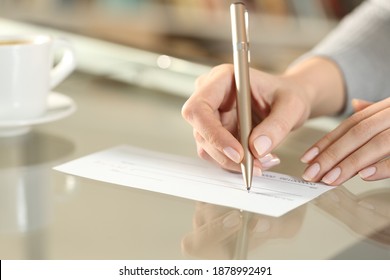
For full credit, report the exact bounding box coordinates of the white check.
[54,145,334,217]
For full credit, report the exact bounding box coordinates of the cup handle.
[50,38,76,89]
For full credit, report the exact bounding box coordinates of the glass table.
[1,71,389,260]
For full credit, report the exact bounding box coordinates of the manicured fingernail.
[322,167,341,185]
[222,212,241,229]
[301,147,319,163]
[254,135,272,156]
[359,166,376,179]
[253,219,271,233]
[223,147,241,163]
[302,163,320,181]
[261,158,280,169]
[259,154,280,169]
[259,153,273,163]
[253,167,263,176]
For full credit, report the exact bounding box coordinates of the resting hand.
[301,98,390,185]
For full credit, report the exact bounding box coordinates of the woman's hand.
[301,98,390,185]
[181,64,314,175]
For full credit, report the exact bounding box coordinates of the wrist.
[282,56,346,117]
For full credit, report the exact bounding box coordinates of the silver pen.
[230,2,253,191]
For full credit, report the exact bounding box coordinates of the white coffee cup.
[0,35,76,120]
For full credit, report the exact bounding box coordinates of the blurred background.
[0,0,363,95]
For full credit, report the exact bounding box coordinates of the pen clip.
[230,3,250,62]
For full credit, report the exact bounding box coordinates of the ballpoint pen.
[230,2,253,192]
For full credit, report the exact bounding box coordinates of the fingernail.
[222,212,241,229]
[259,154,280,169]
[254,135,272,156]
[253,167,263,176]
[301,147,320,163]
[253,219,271,233]
[302,163,320,181]
[223,147,241,163]
[261,158,280,169]
[359,166,376,179]
[322,167,341,185]
[259,153,273,163]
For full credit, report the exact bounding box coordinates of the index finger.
[182,64,244,159]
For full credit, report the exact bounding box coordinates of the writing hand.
[182,64,313,175]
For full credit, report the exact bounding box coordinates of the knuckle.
[181,101,207,125]
[271,117,291,135]
[349,119,371,138]
[319,133,334,148]
[181,100,197,123]
[345,152,362,169]
[321,147,340,165]
[374,130,390,150]
[348,110,367,125]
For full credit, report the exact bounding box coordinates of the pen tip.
[241,163,253,193]
[242,172,252,191]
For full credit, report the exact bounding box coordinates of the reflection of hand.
[181,203,242,259]
[181,202,305,259]
[315,187,390,245]
[301,97,390,185]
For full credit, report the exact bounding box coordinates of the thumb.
[249,94,308,158]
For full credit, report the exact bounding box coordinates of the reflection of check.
[54,145,334,217]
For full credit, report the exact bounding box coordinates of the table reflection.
[181,183,390,260]
[315,186,390,247]
[0,131,74,259]
[181,202,306,259]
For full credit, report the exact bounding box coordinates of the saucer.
[0,92,76,137]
